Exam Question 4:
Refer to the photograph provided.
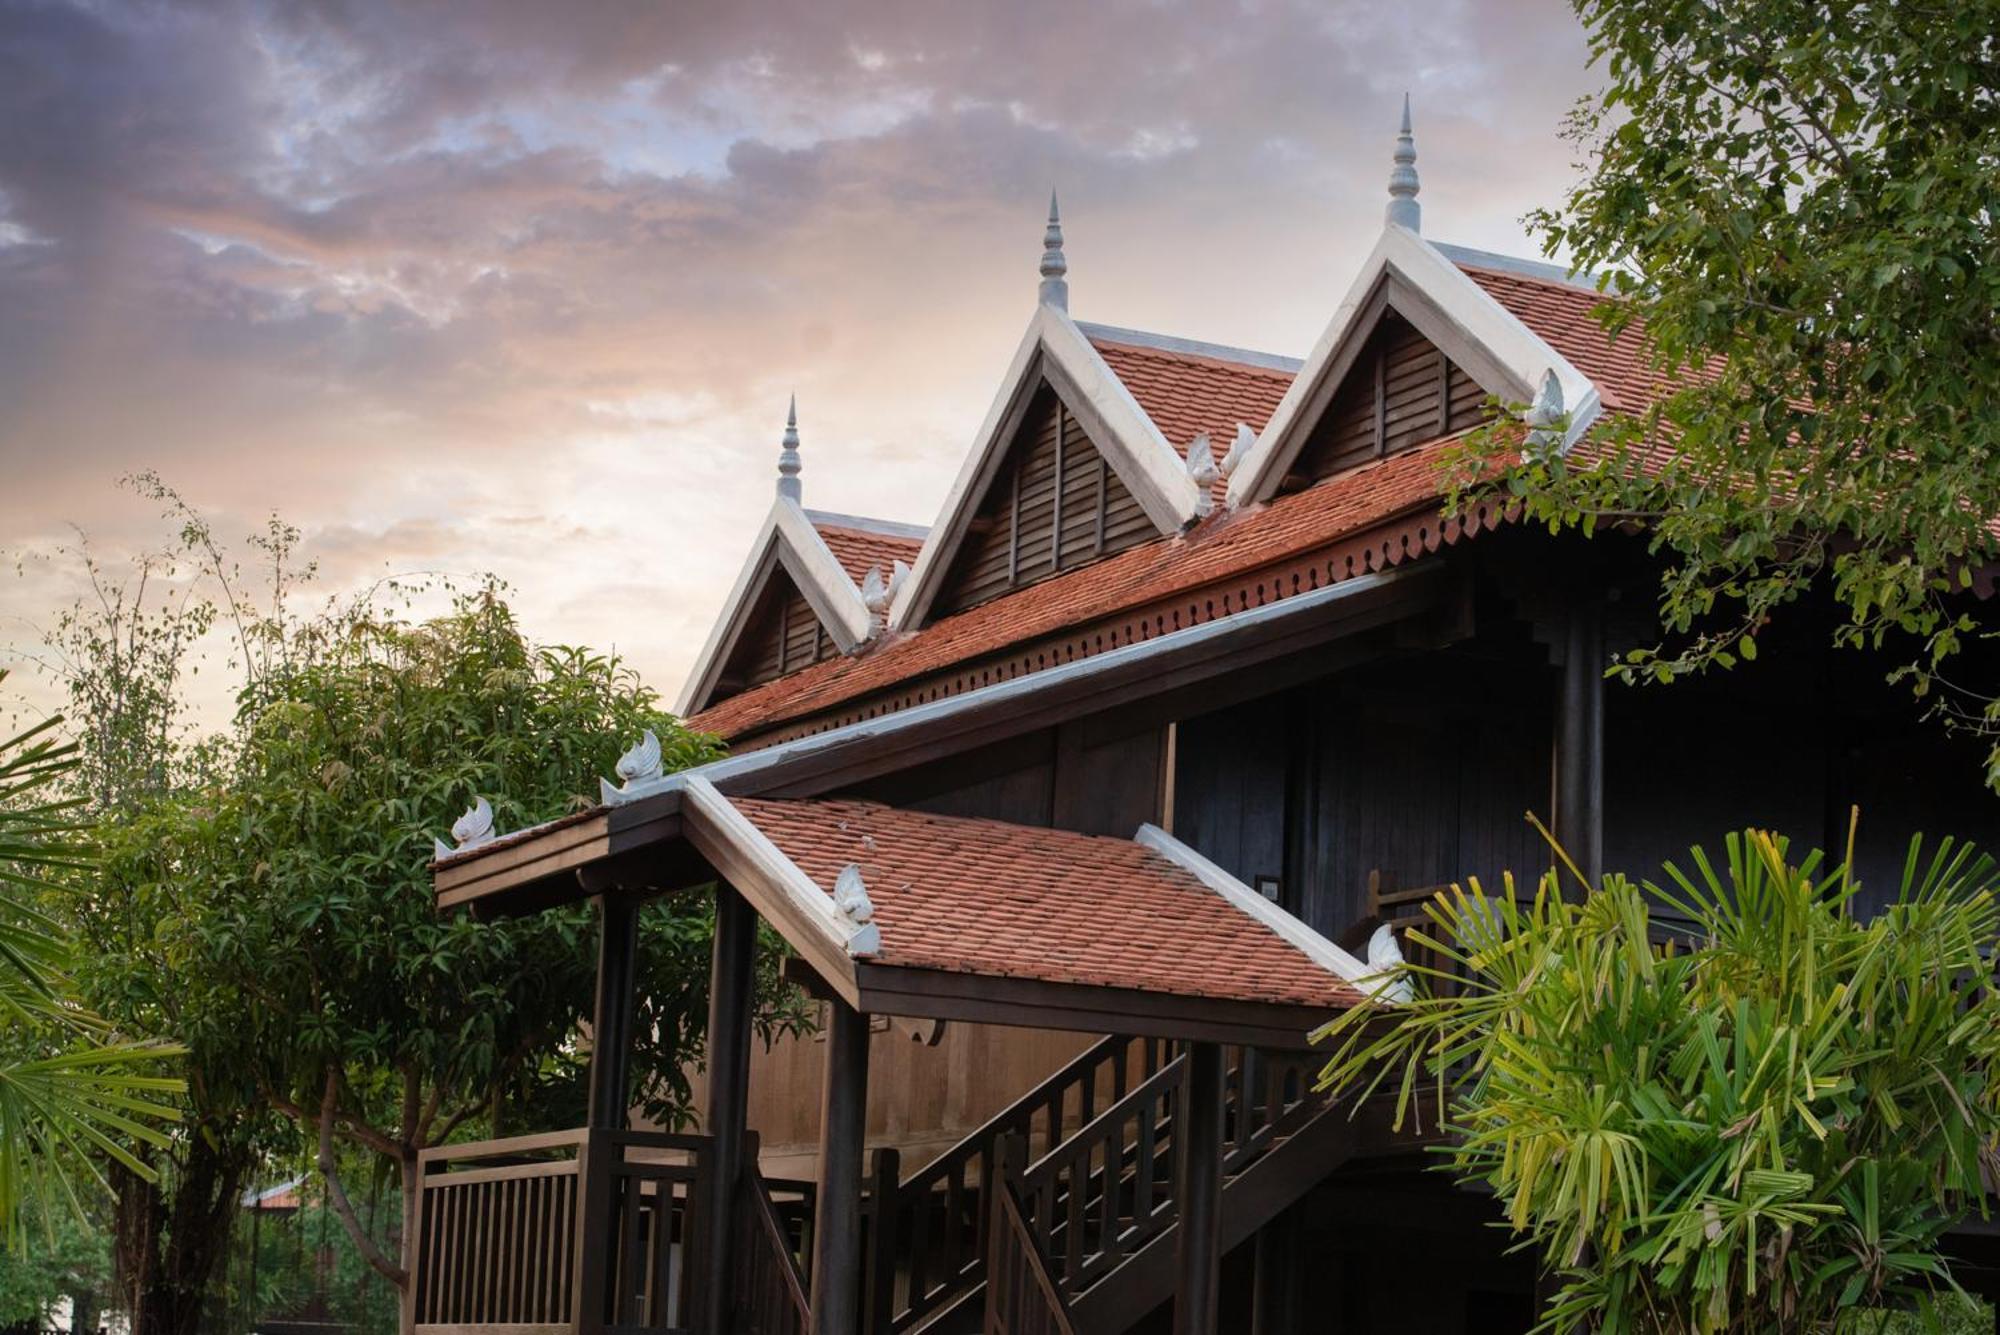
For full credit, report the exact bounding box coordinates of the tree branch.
[315,1068,408,1288]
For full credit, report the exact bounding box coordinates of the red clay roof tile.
[811,518,926,587]
[731,797,1359,1009]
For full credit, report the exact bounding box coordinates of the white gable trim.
[1227,225,1602,509]
[681,777,863,1005]
[675,498,875,717]
[1134,823,1403,1002]
[890,305,1203,632]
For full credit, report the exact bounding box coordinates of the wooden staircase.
[858,1037,1360,1335]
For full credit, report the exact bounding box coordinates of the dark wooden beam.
[1175,1041,1225,1335]
[696,882,758,1334]
[1250,1206,1302,1335]
[585,893,639,1131]
[809,997,870,1335]
[825,960,1336,1049]
[1555,599,1605,889]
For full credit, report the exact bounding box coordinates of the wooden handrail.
[735,1167,811,1334]
[985,1137,1078,1335]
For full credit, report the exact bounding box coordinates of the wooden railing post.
[573,1128,613,1335]
[863,1145,901,1334]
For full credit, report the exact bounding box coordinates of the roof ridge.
[805,509,930,540]
[1430,241,1617,295]
[1077,322,1303,375]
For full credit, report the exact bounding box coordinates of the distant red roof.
[810,516,927,588]
[687,264,1653,743]
[731,797,1359,1009]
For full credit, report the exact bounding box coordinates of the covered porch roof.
[683,783,1377,1045]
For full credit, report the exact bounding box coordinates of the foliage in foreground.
[1315,824,2000,1333]
[1444,1,2000,779]
[0,670,181,1247]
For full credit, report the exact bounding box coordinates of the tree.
[100,586,807,1303]
[1315,823,2000,1333]
[1447,2,2000,776]
[0,676,182,1251]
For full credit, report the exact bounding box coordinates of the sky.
[0,0,1602,726]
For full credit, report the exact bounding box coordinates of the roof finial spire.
[1385,93,1421,232]
[776,394,802,503]
[1038,190,1068,311]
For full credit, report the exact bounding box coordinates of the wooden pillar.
[697,883,757,1334]
[1555,600,1605,890]
[586,893,639,1130]
[1175,1041,1225,1335]
[810,995,871,1335]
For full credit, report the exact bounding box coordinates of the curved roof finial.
[1039,190,1069,311]
[777,394,802,503]
[1385,93,1421,232]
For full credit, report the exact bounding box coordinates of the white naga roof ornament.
[1039,190,1068,311]
[1218,423,1255,480]
[776,395,802,502]
[833,863,881,957]
[1385,93,1421,231]
[1362,923,1414,1004]
[1522,369,1566,453]
[433,796,497,859]
[600,729,666,805]
[1185,432,1220,517]
[860,561,911,633]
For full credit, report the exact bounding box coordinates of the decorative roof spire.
[776,395,802,502]
[1038,190,1068,311]
[1385,94,1421,232]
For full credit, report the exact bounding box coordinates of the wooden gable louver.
[934,383,1153,617]
[715,569,841,698]
[1290,309,1493,485]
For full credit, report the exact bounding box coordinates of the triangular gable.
[1227,225,1601,507]
[677,499,874,717]
[891,304,1204,631]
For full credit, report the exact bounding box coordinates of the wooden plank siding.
[717,571,841,696]
[1294,310,1493,483]
[935,384,1153,617]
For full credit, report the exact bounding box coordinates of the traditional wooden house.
[417,104,2000,1335]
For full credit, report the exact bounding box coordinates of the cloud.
[0,0,1598,723]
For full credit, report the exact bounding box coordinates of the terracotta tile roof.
[810,516,927,586]
[1091,337,1296,506]
[687,440,1451,739]
[684,261,1673,743]
[731,797,1359,1009]
[1459,265,1667,415]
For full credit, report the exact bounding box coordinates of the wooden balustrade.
[983,1137,1078,1335]
[732,1139,811,1335]
[411,1126,714,1335]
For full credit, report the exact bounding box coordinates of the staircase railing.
[732,1135,811,1335]
[1016,1052,1185,1298]
[871,1035,1173,1332]
[983,1137,1078,1335]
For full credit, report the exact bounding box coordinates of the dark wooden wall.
[841,717,1166,839]
[934,383,1153,617]
[1295,310,1491,482]
[1174,635,1552,939]
[715,570,839,698]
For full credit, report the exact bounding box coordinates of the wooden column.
[586,892,639,1130]
[697,883,758,1334]
[1250,1205,1301,1335]
[1555,600,1605,890]
[810,995,871,1335]
[1175,1041,1225,1335]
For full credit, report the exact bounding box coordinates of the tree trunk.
[70,1287,100,1335]
[113,1125,256,1335]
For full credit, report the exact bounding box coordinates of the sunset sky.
[0,0,1600,725]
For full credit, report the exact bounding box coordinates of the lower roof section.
[684,784,1369,1045]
